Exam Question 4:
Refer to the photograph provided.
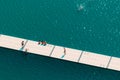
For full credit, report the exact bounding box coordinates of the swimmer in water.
[77,4,84,11]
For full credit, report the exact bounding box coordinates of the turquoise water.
[0,0,120,79]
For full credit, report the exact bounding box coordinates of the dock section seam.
[49,46,55,56]
[77,51,84,62]
[106,57,112,68]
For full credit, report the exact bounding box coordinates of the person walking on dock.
[61,48,66,58]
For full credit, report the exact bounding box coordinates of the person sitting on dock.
[38,40,47,46]
[25,48,28,52]
[38,40,42,45]
[42,41,47,46]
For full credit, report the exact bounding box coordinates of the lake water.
[0,0,120,80]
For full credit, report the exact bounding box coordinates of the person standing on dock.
[64,48,66,55]
[21,41,24,47]
[19,41,25,51]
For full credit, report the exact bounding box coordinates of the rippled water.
[0,0,120,79]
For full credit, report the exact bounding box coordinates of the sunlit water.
[0,0,120,79]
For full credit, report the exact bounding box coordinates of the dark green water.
[0,47,120,80]
[0,0,120,79]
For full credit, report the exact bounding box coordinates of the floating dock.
[0,34,120,71]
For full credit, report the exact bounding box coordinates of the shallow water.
[0,0,120,79]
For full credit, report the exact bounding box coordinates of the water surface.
[0,0,120,79]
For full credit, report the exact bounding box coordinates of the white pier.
[79,51,111,68]
[51,46,82,62]
[0,35,27,50]
[108,57,120,71]
[23,40,54,56]
[0,34,120,71]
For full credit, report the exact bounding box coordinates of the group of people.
[38,40,47,46]
[21,40,67,58]
[21,40,47,47]
[20,40,47,53]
